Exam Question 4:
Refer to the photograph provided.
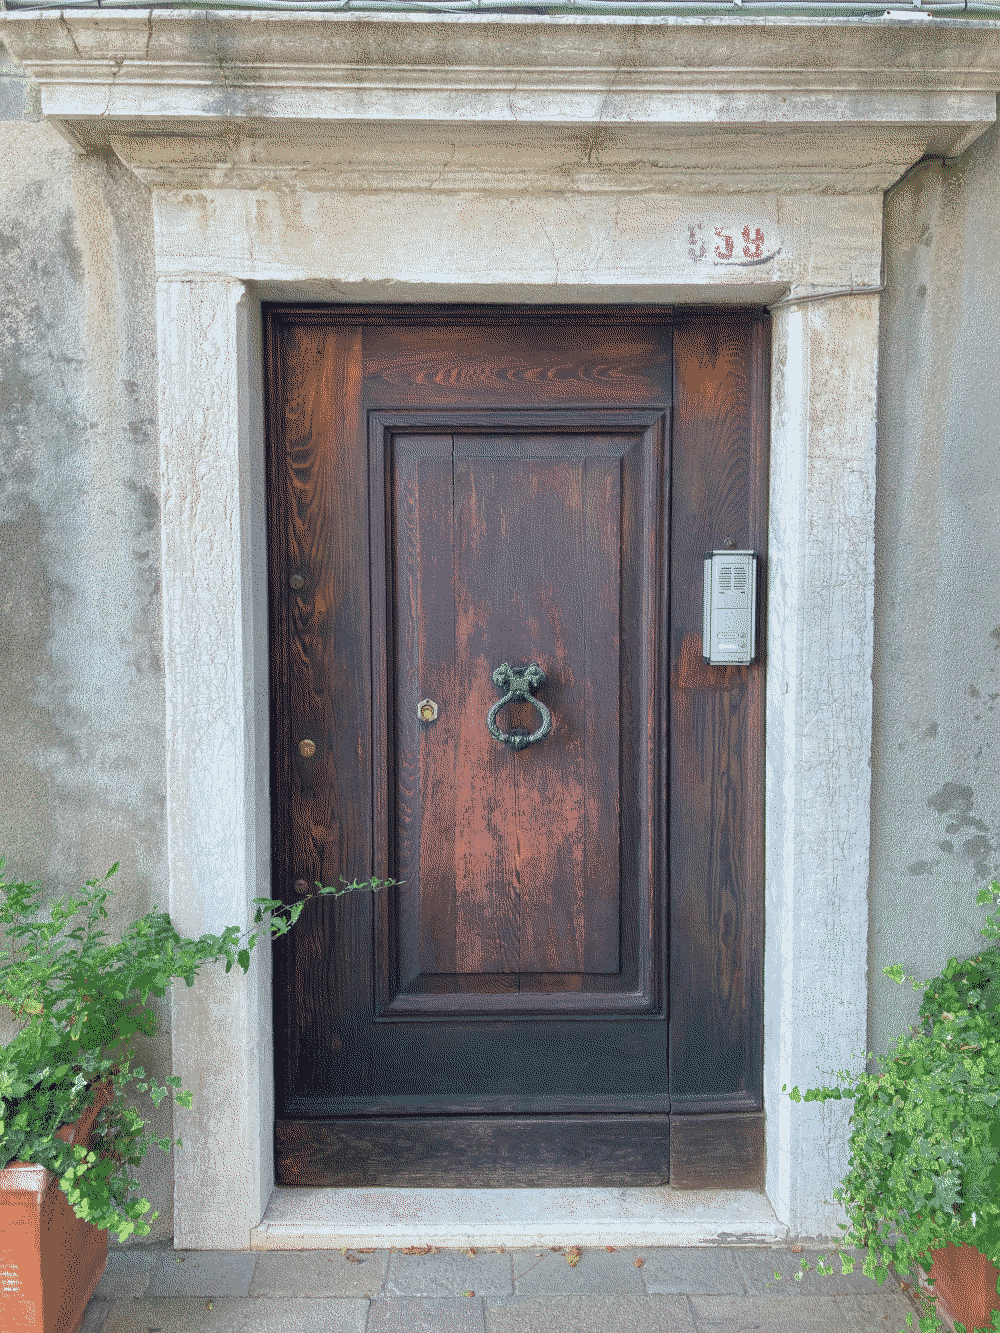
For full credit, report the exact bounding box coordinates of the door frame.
[150,277,878,1246]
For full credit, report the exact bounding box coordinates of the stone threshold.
[250,1187,788,1251]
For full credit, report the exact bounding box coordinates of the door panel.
[272,1115,672,1189]
[266,308,767,1188]
[396,432,624,983]
[668,320,768,1112]
[369,409,665,1056]
[388,425,657,1015]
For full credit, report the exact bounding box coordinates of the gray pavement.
[80,1242,931,1333]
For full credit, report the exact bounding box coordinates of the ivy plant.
[775,881,1000,1333]
[0,859,394,1242]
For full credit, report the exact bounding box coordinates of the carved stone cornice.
[2,10,999,191]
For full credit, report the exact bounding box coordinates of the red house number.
[687,223,774,264]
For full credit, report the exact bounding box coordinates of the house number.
[687,222,779,265]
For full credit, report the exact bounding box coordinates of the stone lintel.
[1,11,998,191]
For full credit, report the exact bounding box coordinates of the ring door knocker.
[486,662,552,751]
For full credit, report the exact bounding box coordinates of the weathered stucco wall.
[869,105,1000,1065]
[0,49,172,1241]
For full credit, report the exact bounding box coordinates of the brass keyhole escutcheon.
[418,699,439,723]
[298,738,317,758]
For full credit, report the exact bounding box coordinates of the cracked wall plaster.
[0,86,170,1239]
[869,114,1000,1066]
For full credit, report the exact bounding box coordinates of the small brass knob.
[418,699,438,723]
[293,879,310,896]
[298,738,317,758]
[289,573,305,591]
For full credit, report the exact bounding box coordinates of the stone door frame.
[153,274,882,1247]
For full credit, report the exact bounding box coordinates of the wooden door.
[265,308,767,1188]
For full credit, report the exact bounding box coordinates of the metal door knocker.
[486,662,552,751]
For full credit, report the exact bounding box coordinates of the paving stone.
[144,1250,259,1297]
[249,1247,388,1297]
[733,1245,904,1295]
[512,1246,646,1295]
[368,1295,487,1333]
[689,1292,881,1332]
[385,1246,513,1296]
[100,1296,370,1332]
[485,1293,696,1333]
[83,1242,928,1333]
[79,1297,112,1333]
[639,1246,746,1294]
[836,1290,930,1331]
[111,1241,172,1259]
[93,1246,161,1298]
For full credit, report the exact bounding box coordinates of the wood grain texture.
[373,411,663,1020]
[360,321,671,411]
[394,435,460,979]
[276,1116,670,1187]
[266,321,376,1102]
[428,435,624,977]
[669,1113,765,1190]
[668,316,767,1109]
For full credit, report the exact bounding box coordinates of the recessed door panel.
[386,426,658,1018]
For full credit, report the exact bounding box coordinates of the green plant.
[0,859,395,1242]
[775,881,1000,1333]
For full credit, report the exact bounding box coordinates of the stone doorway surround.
[4,8,1000,1250]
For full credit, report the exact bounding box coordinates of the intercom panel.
[702,551,757,666]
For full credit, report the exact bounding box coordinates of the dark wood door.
[265,308,767,1188]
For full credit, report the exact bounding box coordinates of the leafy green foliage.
[778,882,1000,1333]
[0,860,395,1242]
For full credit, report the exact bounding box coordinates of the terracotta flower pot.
[915,1241,1000,1333]
[0,1082,114,1333]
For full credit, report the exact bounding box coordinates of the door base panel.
[669,1114,765,1191]
[275,1112,764,1189]
[276,1116,670,1187]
